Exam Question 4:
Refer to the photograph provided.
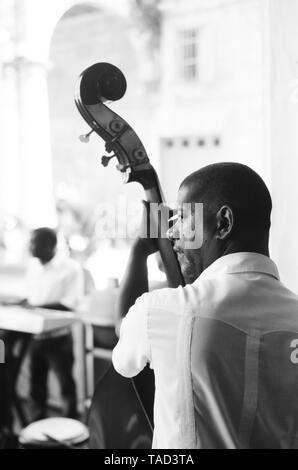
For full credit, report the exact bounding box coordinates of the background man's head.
[30,227,57,264]
[168,162,272,283]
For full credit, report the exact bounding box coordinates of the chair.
[81,286,119,400]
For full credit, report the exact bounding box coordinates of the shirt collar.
[194,252,280,284]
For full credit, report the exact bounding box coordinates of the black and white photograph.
[0,0,297,453]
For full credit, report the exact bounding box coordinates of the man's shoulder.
[26,257,42,276]
[140,283,197,316]
[54,255,82,273]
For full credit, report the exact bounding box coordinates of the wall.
[158,0,267,202]
[48,3,157,211]
[269,0,298,293]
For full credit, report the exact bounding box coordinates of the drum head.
[19,417,89,448]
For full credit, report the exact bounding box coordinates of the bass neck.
[137,167,185,289]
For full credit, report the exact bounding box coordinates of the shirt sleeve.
[112,293,151,378]
[59,265,85,311]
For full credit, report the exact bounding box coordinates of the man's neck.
[220,238,270,259]
[38,255,55,266]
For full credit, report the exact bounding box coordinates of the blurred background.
[0,0,297,290]
[0,0,298,433]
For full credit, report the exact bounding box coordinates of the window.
[179,28,200,82]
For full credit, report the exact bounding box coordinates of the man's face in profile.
[168,185,216,284]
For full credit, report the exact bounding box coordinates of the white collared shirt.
[26,255,84,311]
[112,252,298,449]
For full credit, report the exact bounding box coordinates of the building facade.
[158,0,269,202]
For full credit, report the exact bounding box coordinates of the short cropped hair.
[180,163,272,231]
[32,227,57,248]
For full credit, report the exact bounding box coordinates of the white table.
[0,305,75,334]
[0,305,76,429]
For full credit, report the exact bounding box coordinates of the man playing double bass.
[113,162,298,449]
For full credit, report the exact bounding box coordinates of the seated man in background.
[26,227,84,421]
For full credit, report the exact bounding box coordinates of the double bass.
[75,63,184,448]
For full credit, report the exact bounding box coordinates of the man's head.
[168,162,272,283]
[30,227,57,264]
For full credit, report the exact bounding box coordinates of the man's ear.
[215,205,234,240]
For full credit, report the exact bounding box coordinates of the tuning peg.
[79,129,94,143]
[101,154,116,167]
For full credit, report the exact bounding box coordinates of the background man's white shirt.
[26,255,84,310]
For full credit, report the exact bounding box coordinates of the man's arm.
[18,298,71,311]
[53,265,85,311]
[35,302,71,311]
[117,201,159,320]
[113,292,151,378]
[116,239,153,320]
[113,203,163,375]
[0,297,69,311]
